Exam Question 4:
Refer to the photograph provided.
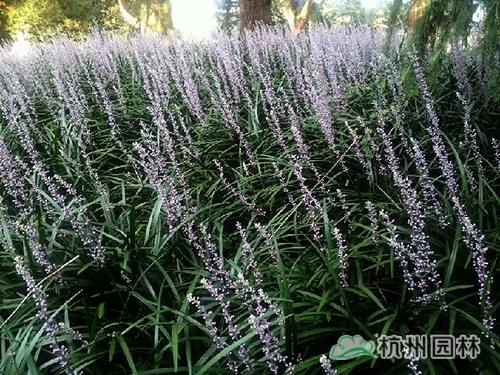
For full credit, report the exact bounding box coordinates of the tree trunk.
[118,0,139,28]
[281,0,315,37]
[292,0,314,37]
[282,0,296,33]
[239,0,273,33]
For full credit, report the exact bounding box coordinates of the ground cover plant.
[0,25,499,375]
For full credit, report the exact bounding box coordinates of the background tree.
[0,0,11,42]
[408,0,428,29]
[215,0,239,31]
[410,0,477,55]
[278,0,315,36]
[96,0,123,32]
[473,0,499,55]
[5,0,119,40]
[2,0,175,41]
[117,0,172,35]
[218,0,317,34]
[404,0,500,60]
[239,0,273,32]
[280,0,389,30]
[336,0,365,25]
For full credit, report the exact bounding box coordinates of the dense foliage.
[3,0,120,39]
[0,25,499,374]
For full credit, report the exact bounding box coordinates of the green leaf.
[347,284,387,312]
[109,337,116,363]
[194,332,254,375]
[98,302,105,319]
[116,334,138,375]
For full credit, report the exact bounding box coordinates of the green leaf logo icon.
[329,335,377,360]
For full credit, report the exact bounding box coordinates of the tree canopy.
[0,0,173,41]
[3,0,118,40]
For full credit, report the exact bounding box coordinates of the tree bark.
[292,0,314,37]
[282,0,296,32]
[281,0,315,37]
[239,0,273,33]
[118,0,139,28]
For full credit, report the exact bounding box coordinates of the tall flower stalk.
[412,50,495,338]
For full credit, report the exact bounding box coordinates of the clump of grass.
[0,25,499,375]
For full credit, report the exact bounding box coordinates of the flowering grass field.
[0,25,499,375]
